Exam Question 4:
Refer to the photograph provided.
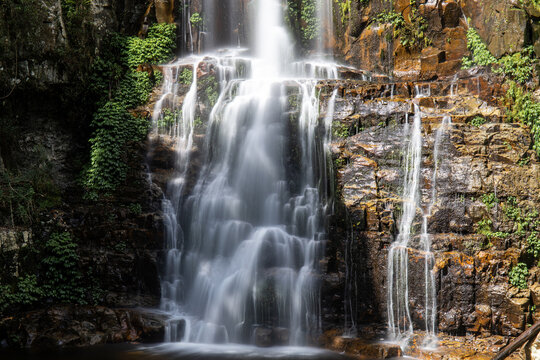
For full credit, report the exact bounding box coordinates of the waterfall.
[421,115,452,348]
[387,104,422,346]
[316,0,334,57]
[155,0,338,346]
[387,98,452,348]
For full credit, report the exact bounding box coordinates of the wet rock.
[253,327,273,347]
[0,306,166,348]
[320,330,402,359]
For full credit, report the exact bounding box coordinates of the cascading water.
[420,115,452,348]
[387,94,452,348]
[387,104,422,345]
[154,0,338,346]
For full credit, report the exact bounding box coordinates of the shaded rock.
[0,306,166,348]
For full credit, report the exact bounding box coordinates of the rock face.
[0,305,165,348]
[320,70,540,343]
[333,0,540,79]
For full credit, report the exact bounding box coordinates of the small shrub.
[481,193,498,210]
[470,116,486,127]
[527,231,540,258]
[494,46,534,84]
[179,68,193,85]
[461,27,497,69]
[509,263,529,289]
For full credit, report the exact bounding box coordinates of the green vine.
[85,24,176,195]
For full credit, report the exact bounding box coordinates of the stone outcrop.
[0,305,166,348]
[334,0,540,80]
[320,70,540,348]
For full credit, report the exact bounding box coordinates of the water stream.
[154,0,338,347]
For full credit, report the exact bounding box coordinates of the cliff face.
[0,0,169,348]
[333,0,540,80]
[320,74,539,336]
[1,0,540,354]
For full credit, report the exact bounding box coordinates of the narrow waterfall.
[316,0,334,57]
[387,105,422,345]
[154,0,338,346]
[421,115,452,348]
[387,100,452,347]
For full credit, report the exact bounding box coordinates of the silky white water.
[154,0,338,346]
[387,104,422,346]
[420,115,452,348]
[387,99,451,348]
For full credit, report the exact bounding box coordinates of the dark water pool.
[0,343,352,360]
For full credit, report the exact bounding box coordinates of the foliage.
[527,231,540,258]
[116,71,153,108]
[128,203,142,215]
[201,75,219,108]
[461,27,497,69]
[157,109,180,129]
[180,68,193,85]
[85,24,177,193]
[190,12,203,27]
[503,196,539,237]
[462,28,535,84]
[374,4,431,50]
[509,263,529,289]
[505,81,540,156]
[0,149,61,226]
[41,232,87,303]
[470,116,486,127]
[494,47,535,84]
[301,0,319,43]
[125,24,176,69]
[0,0,47,92]
[332,121,350,138]
[86,102,149,192]
[336,0,351,24]
[481,193,498,210]
[0,232,100,314]
[0,275,43,313]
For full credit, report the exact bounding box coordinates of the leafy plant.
[85,24,177,193]
[190,12,203,27]
[481,193,498,210]
[462,28,535,84]
[509,263,529,289]
[180,68,193,85]
[527,231,540,258]
[494,46,535,84]
[128,203,142,215]
[374,5,431,50]
[0,232,101,314]
[336,0,352,24]
[41,232,87,303]
[300,0,319,43]
[461,27,497,69]
[470,116,486,127]
[505,81,540,156]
